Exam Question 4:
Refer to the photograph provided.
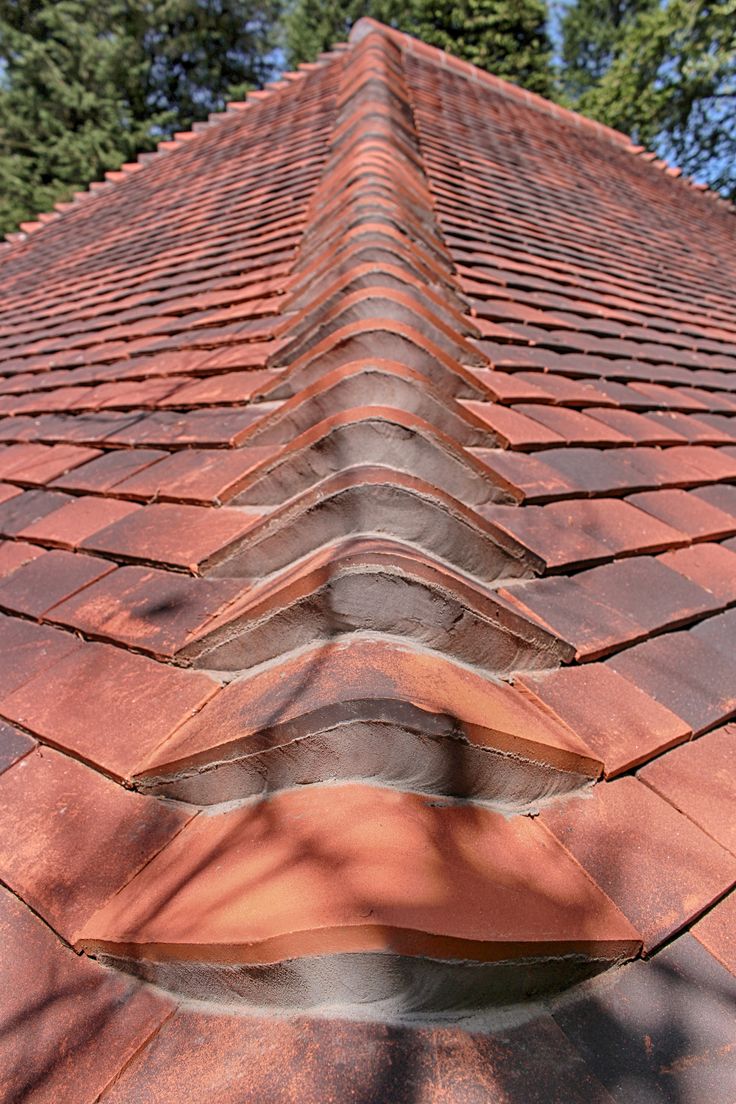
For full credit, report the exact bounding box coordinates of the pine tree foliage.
[559,0,657,101]
[0,0,279,233]
[572,0,736,198]
[283,0,402,69]
[283,0,552,96]
[412,0,552,96]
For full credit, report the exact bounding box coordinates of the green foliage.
[411,0,552,96]
[571,0,736,198]
[559,0,657,100]
[283,0,401,69]
[0,0,279,234]
[283,0,552,96]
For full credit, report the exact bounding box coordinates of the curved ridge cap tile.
[301,199,452,273]
[178,538,574,673]
[209,464,541,583]
[75,784,640,1010]
[290,222,461,295]
[350,18,634,149]
[285,258,467,318]
[135,635,601,782]
[230,405,517,507]
[238,359,495,448]
[260,320,489,400]
[273,290,481,367]
[280,282,478,357]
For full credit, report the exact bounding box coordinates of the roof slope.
[0,18,735,1103]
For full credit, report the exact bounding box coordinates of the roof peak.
[3,14,729,254]
[348,16,732,210]
[348,17,632,150]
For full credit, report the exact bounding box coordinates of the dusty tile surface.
[0,887,172,1104]
[0,15,734,1099]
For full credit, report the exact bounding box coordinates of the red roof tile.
[0,886,172,1104]
[137,637,600,804]
[540,779,736,951]
[0,548,114,616]
[77,783,639,978]
[517,664,691,777]
[79,501,257,572]
[639,726,736,855]
[0,719,35,775]
[18,494,140,548]
[691,889,736,976]
[658,541,736,602]
[0,640,218,778]
[626,488,736,540]
[0,14,734,1090]
[100,1008,616,1104]
[0,747,191,940]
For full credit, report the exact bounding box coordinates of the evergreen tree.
[0,0,280,234]
[577,0,736,198]
[284,0,553,97]
[559,0,657,101]
[413,0,552,95]
[284,0,401,69]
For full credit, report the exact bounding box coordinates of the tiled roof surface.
[0,18,735,1103]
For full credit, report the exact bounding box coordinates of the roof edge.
[0,45,350,254]
[349,18,633,150]
[350,18,734,214]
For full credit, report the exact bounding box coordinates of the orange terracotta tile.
[110,446,275,504]
[0,746,192,939]
[0,719,35,774]
[0,489,73,536]
[638,726,736,855]
[81,501,257,572]
[0,886,172,1104]
[540,777,736,951]
[47,565,244,658]
[0,538,45,576]
[627,488,736,540]
[0,613,80,698]
[0,548,114,617]
[691,890,736,975]
[50,447,169,492]
[0,640,218,778]
[19,494,141,548]
[101,1008,615,1104]
[461,402,564,449]
[78,783,640,964]
[501,556,719,661]
[658,541,736,603]
[608,610,736,734]
[517,665,691,777]
[139,636,601,790]
[483,498,687,571]
[551,933,736,1102]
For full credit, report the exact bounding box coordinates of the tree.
[559,0,657,102]
[126,0,281,127]
[283,0,400,69]
[577,0,736,198]
[283,0,553,97]
[0,0,280,234]
[412,0,553,96]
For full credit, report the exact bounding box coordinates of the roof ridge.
[350,17,733,213]
[350,18,633,149]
